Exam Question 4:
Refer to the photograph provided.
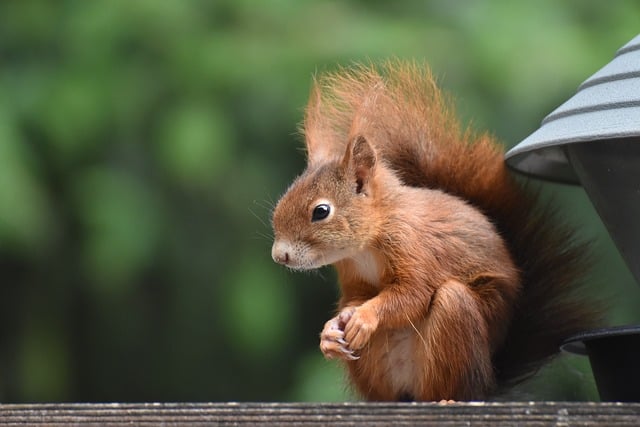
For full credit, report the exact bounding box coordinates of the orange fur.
[271,61,600,401]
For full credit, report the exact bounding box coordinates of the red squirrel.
[270,61,599,401]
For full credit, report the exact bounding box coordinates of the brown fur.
[271,61,600,400]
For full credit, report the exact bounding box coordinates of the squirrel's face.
[271,136,379,270]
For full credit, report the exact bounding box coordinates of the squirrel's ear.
[343,135,377,194]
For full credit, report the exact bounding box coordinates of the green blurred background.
[1,0,640,402]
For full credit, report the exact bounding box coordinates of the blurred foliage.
[0,0,639,402]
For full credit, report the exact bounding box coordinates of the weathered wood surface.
[0,402,639,426]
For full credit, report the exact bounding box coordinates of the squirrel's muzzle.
[272,240,292,265]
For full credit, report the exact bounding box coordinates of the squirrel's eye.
[312,204,331,222]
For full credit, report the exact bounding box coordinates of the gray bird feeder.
[505,34,640,402]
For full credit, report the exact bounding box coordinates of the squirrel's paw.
[320,316,359,360]
[343,305,379,351]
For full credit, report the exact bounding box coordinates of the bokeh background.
[1,0,640,402]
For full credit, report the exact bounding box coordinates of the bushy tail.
[304,60,602,387]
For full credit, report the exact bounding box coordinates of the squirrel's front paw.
[320,316,359,360]
[343,304,379,351]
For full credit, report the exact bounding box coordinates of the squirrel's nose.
[272,240,292,265]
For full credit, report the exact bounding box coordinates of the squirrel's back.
[304,61,600,388]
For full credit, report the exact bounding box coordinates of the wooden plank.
[0,402,639,426]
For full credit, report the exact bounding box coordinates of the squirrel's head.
[271,136,381,270]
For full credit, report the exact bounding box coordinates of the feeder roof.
[505,34,640,184]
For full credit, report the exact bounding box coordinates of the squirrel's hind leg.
[411,279,496,401]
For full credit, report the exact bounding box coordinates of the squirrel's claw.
[320,305,377,360]
[321,338,359,360]
[320,315,360,361]
[342,349,360,360]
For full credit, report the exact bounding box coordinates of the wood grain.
[0,402,639,426]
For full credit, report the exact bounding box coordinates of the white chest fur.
[350,249,382,286]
